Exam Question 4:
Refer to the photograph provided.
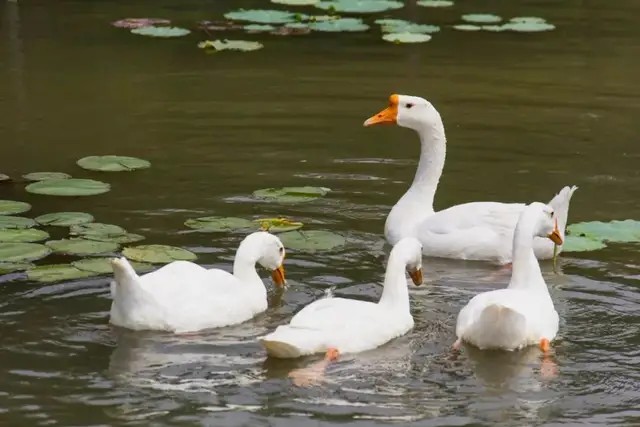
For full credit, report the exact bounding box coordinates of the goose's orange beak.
[408,267,423,286]
[271,264,286,288]
[364,94,399,126]
[548,218,563,245]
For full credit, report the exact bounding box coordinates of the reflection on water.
[1,0,640,425]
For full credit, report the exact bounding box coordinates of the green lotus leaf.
[26,178,110,197]
[70,222,127,238]
[244,24,277,32]
[510,16,548,24]
[417,0,454,7]
[22,172,72,181]
[35,212,95,227]
[567,220,640,244]
[198,40,264,51]
[27,264,95,283]
[0,262,34,274]
[453,24,482,31]
[278,230,346,252]
[254,217,304,233]
[131,26,191,37]
[380,22,440,34]
[184,216,255,232]
[461,14,502,24]
[46,239,120,256]
[383,32,433,43]
[0,216,36,230]
[123,245,197,264]
[224,9,297,24]
[481,25,508,32]
[308,17,369,31]
[86,233,145,244]
[0,174,10,182]
[501,21,555,32]
[316,0,403,14]
[562,235,607,253]
[77,155,151,172]
[72,258,154,275]
[253,186,331,203]
[272,0,318,5]
[0,200,31,215]
[0,228,49,243]
[0,243,51,262]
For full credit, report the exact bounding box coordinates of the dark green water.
[1,0,639,425]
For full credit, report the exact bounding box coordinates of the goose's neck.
[379,253,410,313]
[406,122,447,211]
[508,221,547,292]
[233,253,264,288]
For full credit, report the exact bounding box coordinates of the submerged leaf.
[46,239,120,256]
[271,23,312,35]
[22,172,72,182]
[0,200,31,216]
[27,264,95,283]
[279,230,346,252]
[197,20,244,32]
[72,258,154,275]
[0,216,36,230]
[131,26,191,38]
[112,18,171,29]
[379,21,440,34]
[0,243,51,262]
[77,155,150,172]
[308,17,369,31]
[123,245,197,264]
[453,24,482,31]
[382,32,432,43]
[253,186,331,203]
[567,220,640,244]
[272,0,318,5]
[198,40,264,51]
[316,0,403,14]
[224,9,298,24]
[0,262,34,274]
[0,229,49,243]
[244,24,277,33]
[25,178,110,197]
[35,212,95,227]
[184,216,255,232]
[254,217,304,233]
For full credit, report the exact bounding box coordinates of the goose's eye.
[550,211,554,218]
[279,247,284,255]
[406,103,414,109]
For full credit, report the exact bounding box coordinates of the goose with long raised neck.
[364,94,577,264]
[454,202,562,352]
[109,231,286,333]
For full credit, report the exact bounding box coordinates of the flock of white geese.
[109,94,577,383]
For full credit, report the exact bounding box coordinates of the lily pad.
[90,233,145,244]
[253,186,331,203]
[510,16,547,24]
[35,212,95,227]
[0,229,49,243]
[0,200,31,215]
[379,20,440,34]
[567,220,640,244]
[198,40,264,52]
[224,9,297,24]
[112,18,171,29]
[244,24,277,33]
[123,245,197,264]
[25,178,110,197]
[255,217,304,233]
[0,262,34,274]
[27,264,95,283]
[22,172,71,182]
[481,25,508,32]
[453,24,482,31]
[72,258,154,275]
[272,0,318,5]
[0,174,10,182]
[309,17,369,31]
[184,216,255,232]
[278,230,346,252]
[0,216,36,230]
[502,21,555,32]
[46,239,120,256]
[77,155,151,172]
[0,243,51,262]
[417,0,453,7]
[69,222,130,243]
[383,32,432,43]
[461,14,502,24]
[131,26,191,38]
[316,0,403,14]
[562,235,607,253]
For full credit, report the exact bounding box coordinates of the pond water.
[1,0,640,425]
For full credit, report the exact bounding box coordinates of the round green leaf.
[27,264,95,283]
[379,20,440,34]
[254,217,304,233]
[383,32,432,43]
[278,230,346,252]
[253,186,331,203]
[417,0,453,7]
[510,16,547,24]
[0,243,51,262]
[272,0,318,5]
[77,155,151,172]
[0,216,36,230]
[35,212,95,227]
[198,40,264,51]
[46,239,120,256]
[316,0,403,14]
[481,25,508,32]
[501,21,555,32]
[244,24,276,32]
[0,262,34,274]
[461,14,502,24]
[87,233,145,244]
[72,258,154,275]
[131,26,191,37]
[0,229,49,243]
[308,17,369,32]
[70,222,127,238]
[453,24,482,31]
[22,172,72,182]
[0,174,10,182]
[224,9,297,24]
[184,216,255,232]
[567,220,640,244]
[26,178,110,197]
[0,200,31,215]
[123,245,197,264]
[562,235,607,253]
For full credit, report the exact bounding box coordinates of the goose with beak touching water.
[454,202,563,352]
[364,94,577,264]
[109,231,286,333]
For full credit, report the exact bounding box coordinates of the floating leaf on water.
[224,9,297,24]
[510,16,547,24]
[316,0,403,14]
[70,222,128,242]
[77,155,151,172]
[0,243,51,262]
[253,186,331,203]
[35,212,95,227]
[131,26,191,38]
[244,24,277,33]
[254,217,304,233]
[481,25,508,32]
[309,17,370,31]
[501,21,555,32]
[272,0,318,5]
[72,258,154,275]
[112,18,171,29]
[382,32,432,43]
[25,178,110,197]
[453,24,482,31]
[567,220,640,244]
[198,40,264,51]
[0,229,49,243]
[0,174,10,182]
[380,21,440,34]
[184,216,255,232]
[461,14,502,24]
[562,235,607,253]
[0,200,31,215]
[0,216,36,230]
[123,245,197,264]
[23,172,72,182]
[417,0,454,7]
[46,239,120,256]
[27,264,95,283]
[0,262,34,274]
[279,230,346,252]
[197,20,244,31]
[306,15,339,22]
[87,233,145,244]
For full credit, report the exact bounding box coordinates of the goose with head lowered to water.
[364,94,577,265]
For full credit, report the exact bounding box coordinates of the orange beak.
[363,94,399,126]
[548,218,563,245]
[271,264,286,288]
[408,267,423,286]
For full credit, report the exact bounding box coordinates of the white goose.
[109,231,286,333]
[364,94,577,264]
[259,237,423,360]
[454,202,562,352]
